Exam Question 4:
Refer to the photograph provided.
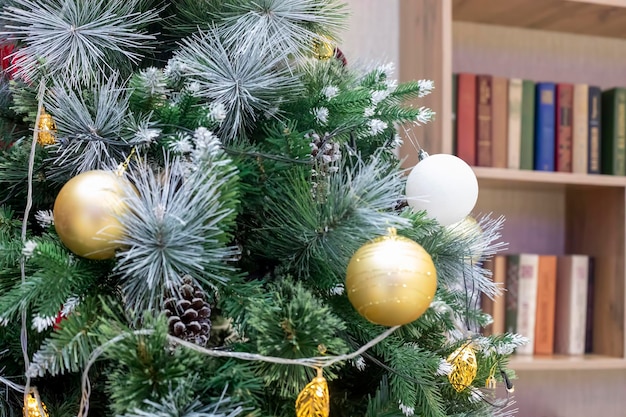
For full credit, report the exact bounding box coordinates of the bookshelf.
[392,0,626,415]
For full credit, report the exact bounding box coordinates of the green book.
[520,80,536,170]
[601,87,626,176]
[504,254,520,335]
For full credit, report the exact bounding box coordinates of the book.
[455,73,477,166]
[491,76,508,168]
[555,83,574,172]
[481,257,495,336]
[452,73,458,155]
[515,254,540,355]
[505,254,540,355]
[585,257,595,353]
[504,255,520,335]
[507,78,523,170]
[476,74,493,167]
[481,255,507,336]
[572,84,589,174]
[491,255,507,335]
[554,255,589,355]
[600,87,626,176]
[534,255,558,355]
[534,82,556,171]
[520,80,536,170]
[588,86,602,174]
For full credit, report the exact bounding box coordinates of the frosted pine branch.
[1,0,159,84]
[175,28,301,142]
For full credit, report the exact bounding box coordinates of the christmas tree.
[0,1,525,416]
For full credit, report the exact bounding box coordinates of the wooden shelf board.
[472,167,626,189]
[510,354,626,371]
[452,0,626,39]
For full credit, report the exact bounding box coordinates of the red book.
[456,73,477,166]
[556,83,574,172]
[476,74,493,167]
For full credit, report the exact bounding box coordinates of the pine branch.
[114,152,239,314]
[0,235,105,323]
[26,297,104,378]
[1,0,160,85]
[246,277,348,397]
[121,386,246,417]
[104,316,205,415]
[252,151,409,289]
[219,0,348,60]
[366,376,407,417]
[45,74,133,182]
[173,27,301,142]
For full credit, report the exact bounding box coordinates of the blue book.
[534,82,556,171]
[587,86,602,174]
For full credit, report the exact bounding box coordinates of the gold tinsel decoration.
[36,108,57,146]
[295,368,330,417]
[23,390,49,417]
[447,343,478,392]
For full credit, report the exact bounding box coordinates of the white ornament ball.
[405,153,478,226]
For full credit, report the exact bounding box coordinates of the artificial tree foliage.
[0,1,524,416]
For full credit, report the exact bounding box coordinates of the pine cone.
[164,276,212,347]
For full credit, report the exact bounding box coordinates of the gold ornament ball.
[312,37,334,60]
[345,229,437,326]
[36,108,57,146]
[447,344,478,392]
[53,170,132,260]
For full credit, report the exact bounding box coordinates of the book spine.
[571,255,590,355]
[504,255,520,334]
[476,74,493,167]
[533,255,557,355]
[456,73,477,166]
[572,84,589,174]
[534,82,556,171]
[515,254,539,355]
[555,255,589,355]
[520,80,536,170]
[507,78,523,170]
[480,257,495,336]
[555,83,574,172]
[601,88,626,176]
[452,73,458,155]
[491,76,508,168]
[588,86,602,174]
[491,255,507,335]
[585,257,595,353]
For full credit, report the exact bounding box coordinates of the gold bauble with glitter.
[447,343,478,392]
[345,228,437,326]
[36,108,57,146]
[53,170,132,260]
[295,369,330,417]
[312,37,334,60]
[23,391,49,417]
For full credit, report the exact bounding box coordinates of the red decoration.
[0,43,15,79]
[334,47,348,67]
[53,306,66,330]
